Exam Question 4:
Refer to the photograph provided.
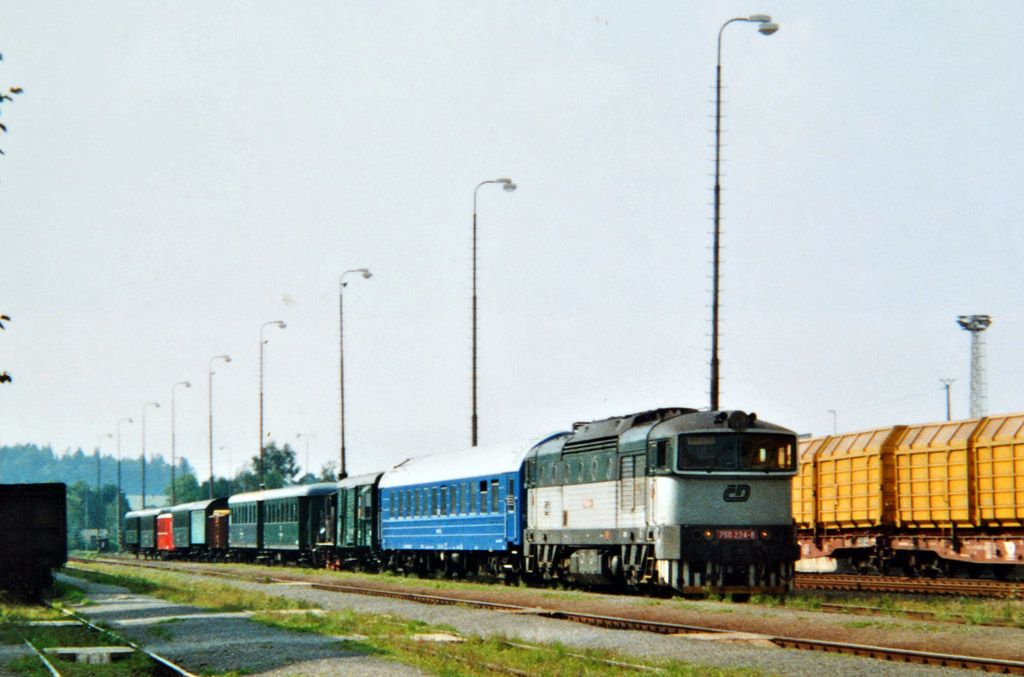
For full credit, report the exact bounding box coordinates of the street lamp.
[709,15,778,412]
[141,401,160,508]
[208,354,231,498]
[940,379,955,421]
[339,268,371,480]
[116,417,133,547]
[259,320,287,488]
[472,178,516,446]
[95,433,112,551]
[170,380,191,504]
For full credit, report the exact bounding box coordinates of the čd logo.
[723,484,751,502]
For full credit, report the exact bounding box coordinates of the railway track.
[4,596,197,676]
[795,573,1024,598]
[70,556,1024,674]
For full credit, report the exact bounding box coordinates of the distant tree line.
[1,440,335,549]
[0,443,179,497]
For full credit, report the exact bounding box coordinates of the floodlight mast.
[957,314,992,418]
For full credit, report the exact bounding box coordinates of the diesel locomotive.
[125,407,800,598]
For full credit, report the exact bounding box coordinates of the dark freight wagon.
[0,483,67,594]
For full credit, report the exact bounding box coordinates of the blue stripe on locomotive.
[379,468,524,552]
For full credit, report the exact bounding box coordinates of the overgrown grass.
[780,591,1024,628]
[7,650,160,676]
[69,562,762,676]
[67,565,314,612]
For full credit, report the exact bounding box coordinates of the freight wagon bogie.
[803,531,1024,579]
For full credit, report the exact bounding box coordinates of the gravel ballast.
[56,573,424,676]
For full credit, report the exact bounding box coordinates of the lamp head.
[758,22,779,35]
[748,14,772,22]
[277,321,287,329]
[361,269,372,279]
[183,381,191,388]
[224,355,232,363]
[503,181,517,192]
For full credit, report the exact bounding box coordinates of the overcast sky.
[1,2,1021,482]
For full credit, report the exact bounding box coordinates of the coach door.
[504,476,518,544]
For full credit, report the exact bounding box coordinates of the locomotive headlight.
[703,529,714,540]
[760,530,770,540]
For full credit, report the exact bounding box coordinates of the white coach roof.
[378,441,537,489]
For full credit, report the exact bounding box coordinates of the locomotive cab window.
[677,433,796,472]
[650,439,669,469]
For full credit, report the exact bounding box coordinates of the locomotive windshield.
[677,433,795,473]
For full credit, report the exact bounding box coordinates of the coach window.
[479,480,488,513]
[440,486,448,515]
[507,478,515,512]
[490,479,500,512]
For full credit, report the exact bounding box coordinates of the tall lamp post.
[940,378,955,421]
[339,268,371,479]
[170,380,191,504]
[95,433,112,550]
[116,417,133,547]
[471,178,516,446]
[709,15,778,411]
[259,320,287,488]
[208,354,231,498]
[141,401,160,508]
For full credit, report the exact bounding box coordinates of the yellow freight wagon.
[794,414,1024,577]
[972,414,1024,528]
[813,427,904,530]
[893,419,978,529]
[793,437,824,529]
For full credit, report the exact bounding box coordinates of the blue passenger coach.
[378,444,530,579]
